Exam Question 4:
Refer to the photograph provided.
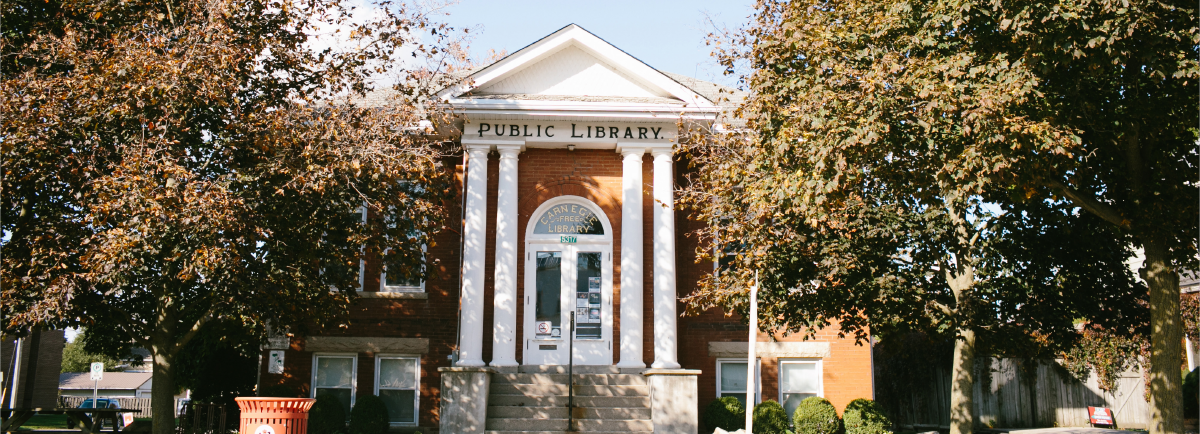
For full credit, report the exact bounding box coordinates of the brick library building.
[258,24,873,433]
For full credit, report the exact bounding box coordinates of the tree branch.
[1046,178,1128,228]
[110,306,152,349]
[170,308,215,358]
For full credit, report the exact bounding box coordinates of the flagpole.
[745,270,759,433]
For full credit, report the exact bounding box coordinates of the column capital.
[465,144,491,157]
[496,144,522,159]
[616,143,646,157]
[648,146,674,158]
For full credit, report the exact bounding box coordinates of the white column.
[617,146,646,369]
[1186,335,1197,371]
[490,145,520,368]
[457,146,489,367]
[651,148,681,369]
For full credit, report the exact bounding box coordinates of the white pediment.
[440,24,715,109]
[473,44,665,98]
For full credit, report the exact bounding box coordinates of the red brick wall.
[260,148,874,429]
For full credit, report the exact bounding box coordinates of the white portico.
[438,24,720,371]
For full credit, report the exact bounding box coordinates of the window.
[380,246,425,293]
[374,356,420,425]
[312,354,357,417]
[780,359,823,417]
[716,358,761,408]
[326,207,366,292]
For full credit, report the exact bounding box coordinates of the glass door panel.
[535,251,563,339]
[574,252,602,340]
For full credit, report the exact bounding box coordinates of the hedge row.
[703,396,892,434]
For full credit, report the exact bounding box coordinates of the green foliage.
[348,395,390,434]
[1184,368,1198,419]
[843,399,891,434]
[793,397,842,434]
[703,397,746,433]
[61,340,123,373]
[257,384,301,398]
[1062,326,1147,393]
[308,394,347,434]
[753,400,790,434]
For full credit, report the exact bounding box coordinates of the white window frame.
[715,358,762,405]
[379,246,426,293]
[373,355,421,426]
[311,353,358,410]
[778,358,824,406]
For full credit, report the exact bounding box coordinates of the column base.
[456,358,486,367]
[438,367,495,434]
[488,360,519,374]
[643,369,701,434]
[650,360,681,369]
[616,360,646,369]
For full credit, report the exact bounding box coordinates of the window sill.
[357,291,428,300]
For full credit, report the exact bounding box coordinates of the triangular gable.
[439,24,715,107]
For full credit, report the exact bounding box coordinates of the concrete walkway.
[996,428,1144,434]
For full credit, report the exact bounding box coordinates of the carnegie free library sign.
[533,202,604,235]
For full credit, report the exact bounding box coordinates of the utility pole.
[745,270,758,433]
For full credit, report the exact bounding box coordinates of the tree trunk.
[151,342,177,434]
[949,326,977,434]
[1143,240,1183,434]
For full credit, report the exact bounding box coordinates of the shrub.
[308,393,347,434]
[753,400,791,434]
[1185,367,1198,419]
[703,396,746,433]
[793,397,843,434]
[348,395,390,434]
[843,398,891,434]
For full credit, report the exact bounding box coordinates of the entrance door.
[523,243,613,365]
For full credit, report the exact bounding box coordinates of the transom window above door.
[533,203,604,235]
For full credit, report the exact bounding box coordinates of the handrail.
[567,316,576,432]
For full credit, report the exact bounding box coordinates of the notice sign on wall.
[268,350,285,374]
[1087,406,1114,426]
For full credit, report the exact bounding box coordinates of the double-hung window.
[779,358,823,417]
[374,356,420,425]
[716,358,761,408]
[312,354,357,417]
[380,245,424,292]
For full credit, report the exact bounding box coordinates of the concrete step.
[490,383,649,397]
[492,373,648,386]
[485,418,653,432]
[487,406,652,419]
[485,432,653,434]
[518,365,620,374]
[488,394,650,408]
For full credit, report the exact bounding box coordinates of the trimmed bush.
[843,398,891,434]
[348,395,390,434]
[752,400,791,434]
[1185,367,1198,419]
[793,397,843,434]
[703,396,746,433]
[308,393,347,434]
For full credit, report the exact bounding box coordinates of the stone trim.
[707,342,831,358]
[303,337,429,354]
[356,291,428,299]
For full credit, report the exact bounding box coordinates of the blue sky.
[436,0,757,88]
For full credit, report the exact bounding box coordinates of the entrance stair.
[485,365,653,434]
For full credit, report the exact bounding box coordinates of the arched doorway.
[523,196,614,366]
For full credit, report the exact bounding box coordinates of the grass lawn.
[19,414,69,429]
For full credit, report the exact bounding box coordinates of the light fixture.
[567,144,576,151]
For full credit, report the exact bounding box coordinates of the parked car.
[66,398,123,431]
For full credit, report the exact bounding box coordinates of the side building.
[257,24,873,433]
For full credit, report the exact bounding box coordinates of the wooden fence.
[60,396,183,419]
[879,358,1148,430]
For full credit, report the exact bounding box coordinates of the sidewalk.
[989,428,1144,434]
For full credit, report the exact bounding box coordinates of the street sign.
[90,362,104,381]
[268,350,285,374]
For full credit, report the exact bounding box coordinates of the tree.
[61,328,135,373]
[681,0,1186,432]
[1,2,460,433]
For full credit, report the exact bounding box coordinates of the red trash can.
[235,398,317,434]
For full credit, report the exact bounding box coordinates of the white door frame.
[523,196,614,366]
